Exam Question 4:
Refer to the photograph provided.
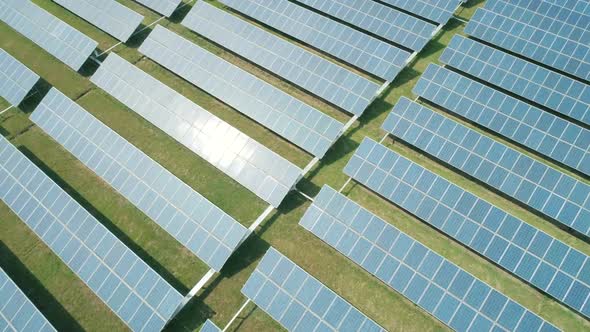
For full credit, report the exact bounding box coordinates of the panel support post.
[168,268,217,322]
[222,299,251,332]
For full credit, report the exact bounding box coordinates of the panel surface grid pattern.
[182,2,380,116]
[501,0,590,30]
[378,0,462,24]
[0,136,184,332]
[536,0,590,17]
[294,0,437,51]
[300,185,562,331]
[0,268,56,332]
[344,138,590,319]
[91,54,301,209]
[31,88,248,271]
[0,49,39,106]
[414,64,590,176]
[134,0,181,17]
[199,320,221,332]
[242,247,385,332]
[382,98,590,237]
[139,25,342,160]
[441,36,590,126]
[219,0,410,81]
[464,6,590,81]
[53,0,144,42]
[0,0,98,70]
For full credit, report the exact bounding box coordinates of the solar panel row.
[182,2,379,117]
[140,25,344,160]
[0,0,98,71]
[539,0,590,16]
[344,138,590,319]
[199,320,221,332]
[219,0,410,81]
[0,49,39,106]
[490,0,590,32]
[242,247,385,332]
[0,136,184,332]
[441,36,590,126]
[377,0,463,25]
[133,0,181,17]
[300,185,561,331]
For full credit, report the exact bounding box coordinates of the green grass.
[1,0,589,331]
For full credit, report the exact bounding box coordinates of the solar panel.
[0,135,184,332]
[344,139,590,319]
[0,49,39,106]
[300,185,562,331]
[199,320,221,332]
[242,247,385,332]
[181,2,380,116]
[139,25,343,160]
[218,0,410,81]
[540,0,590,16]
[414,64,590,176]
[0,267,56,332]
[133,0,181,17]
[377,0,463,25]
[0,0,98,71]
[293,0,437,51]
[440,36,590,126]
[92,54,302,209]
[499,0,590,30]
[382,97,590,237]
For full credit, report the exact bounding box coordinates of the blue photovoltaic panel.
[0,49,39,106]
[133,0,181,17]
[0,136,184,332]
[0,0,98,71]
[293,0,437,51]
[540,0,590,17]
[440,36,590,126]
[53,0,144,42]
[343,139,590,319]
[219,0,410,81]
[499,0,590,30]
[242,247,385,332]
[182,2,380,116]
[300,185,562,331]
[377,0,463,25]
[382,98,590,237]
[199,320,221,332]
[30,88,249,272]
[140,25,343,159]
[414,64,590,176]
[0,267,56,332]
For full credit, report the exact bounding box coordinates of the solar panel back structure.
[377,0,463,25]
[53,0,144,42]
[0,0,98,71]
[242,247,386,331]
[496,0,590,30]
[218,0,411,81]
[181,1,381,117]
[344,137,590,319]
[133,0,181,17]
[0,135,184,332]
[414,64,590,176]
[300,185,562,331]
[0,49,39,106]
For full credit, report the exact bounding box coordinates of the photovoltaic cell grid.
[0,267,56,332]
[133,0,181,17]
[242,247,385,332]
[0,136,184,332]
[441,36,590,126]
[0,49,39,106]
[344,138,590,319]
[53,0,144,42]
[219,0,410,81]
[497,0,590,30]
[414,64,590,176]
[140,25,343,159]
[31,88,249,271]
[383,98,590,236]
[182,2,380,117]
[0,0,98,71]
[300,185,562,331]
[539,0,590,17]
[293,0,437,51]
[91,54,301,208]
[199,320,221,332]
[377,0,463,25]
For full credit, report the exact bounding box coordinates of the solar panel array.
[377,0,463,25]
[293,0,437,51]
[440,36,590,126]
[133,0,181,17]
[0,267,56,332]
[91,54,301,209]
[199,320,221,332]
[538,0,590,17]
[343,138,590,318]
[242,247,385,332]
[300,185,562,331]
[219,0,410,81]
[53,0,144,42]
[0,49,39,106]
[0,0,98,71]
[491,0,590,30]
[140,25,343,159]
[414,64,590,176]
[0,135,184,332]
[182,2,380,116]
